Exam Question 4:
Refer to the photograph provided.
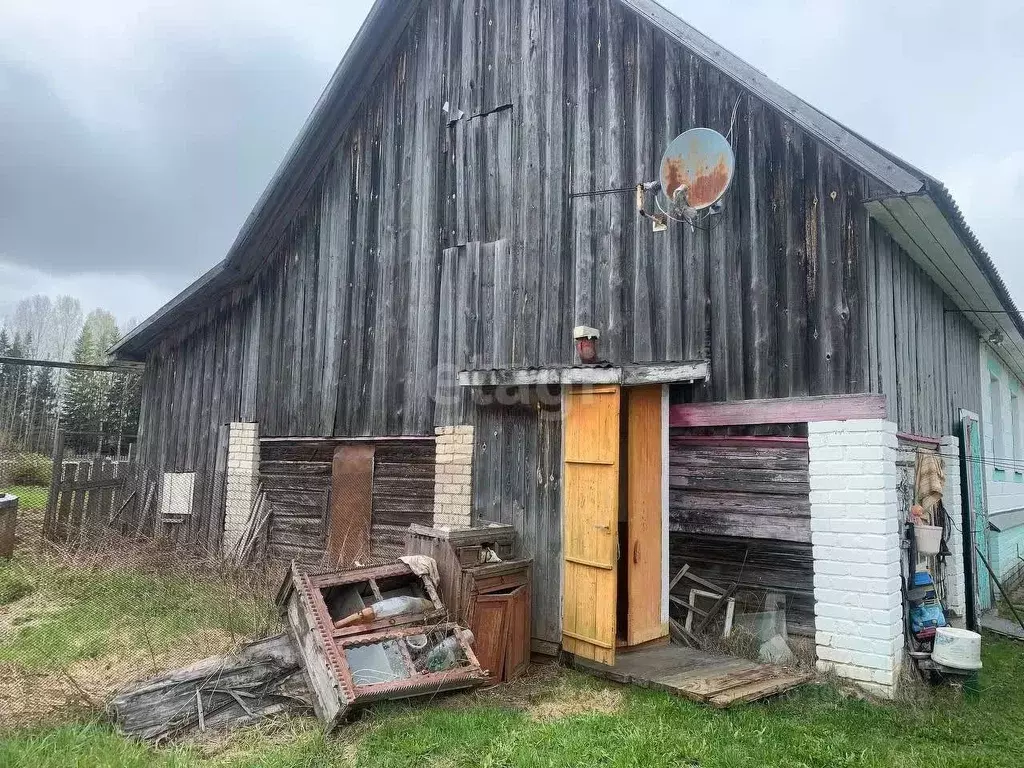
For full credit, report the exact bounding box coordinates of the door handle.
[594,524,611,532]
[633,541,640,564]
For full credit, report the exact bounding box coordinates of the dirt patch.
[430,660,623,721]
[0,590,58,636]
[526,679,623,722]
[528,684,622,724]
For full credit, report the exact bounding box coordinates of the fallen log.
[108,634,312,743]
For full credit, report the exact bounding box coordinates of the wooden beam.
[669,394,886,428]
[458,360,709,388]
[669,436,808,448]
[0,356,144,373]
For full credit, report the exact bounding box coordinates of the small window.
[991,375,1004,464]
[159,472,195,518]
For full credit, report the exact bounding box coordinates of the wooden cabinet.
[405,523,531,684]
[462,561,532,684]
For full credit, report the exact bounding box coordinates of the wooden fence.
[43,457,132,542]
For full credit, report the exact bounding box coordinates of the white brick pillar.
[940,435,967,621]
[808,419,904,698]
[433,425,474,528]
[223,422,259,554]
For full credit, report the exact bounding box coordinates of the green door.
[960,410,992,618]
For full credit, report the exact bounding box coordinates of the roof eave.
[865,191,1024,384]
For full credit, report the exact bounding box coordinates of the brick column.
[433,425,474,529]
[940,435,967,621]
[808,419,904,698]
[223,422,259,554]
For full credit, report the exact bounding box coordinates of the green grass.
[0,558,276,670]
[2,636,1023,767]
[0,485,49,510]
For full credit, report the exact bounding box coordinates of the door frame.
[959,408,993,628]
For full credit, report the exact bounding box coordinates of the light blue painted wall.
[982,347,1024,586]
[993,523,1024,585]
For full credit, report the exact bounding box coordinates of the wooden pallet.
[575,644,811,709]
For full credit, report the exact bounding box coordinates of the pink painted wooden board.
[670,394,886,428]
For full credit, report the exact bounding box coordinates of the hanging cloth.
[915,452,946,512]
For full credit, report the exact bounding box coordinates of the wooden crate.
[405,522,531,684]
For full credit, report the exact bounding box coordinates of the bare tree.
[51,295,85,362]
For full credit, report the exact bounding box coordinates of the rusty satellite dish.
[657,127,735,221]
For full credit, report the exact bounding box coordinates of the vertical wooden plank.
[571,0,594,331]
[629,17,654,363]
[745,97,776,398]
[435,247,460,427]
[69,461,89,539]
[681,51,708,364]
[708,76,744,400]
[626,385,665,645]
[43,431,64,540]
[56,462,75,541]
[875,228,898,424]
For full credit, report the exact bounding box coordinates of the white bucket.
[914,524,942,555]
[931,627,983,670]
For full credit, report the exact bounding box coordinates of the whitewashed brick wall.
[223,422,259,554]
[433,425,473,528]
[808,419,904,698]
[940,435,967,620]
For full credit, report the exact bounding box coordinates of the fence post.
[42,430,64,545]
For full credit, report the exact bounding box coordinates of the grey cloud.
[0,32,334,285]
[1,0,1022,323]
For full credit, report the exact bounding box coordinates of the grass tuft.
[0,565,36,606]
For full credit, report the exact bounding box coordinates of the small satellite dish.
[657,127,735,216]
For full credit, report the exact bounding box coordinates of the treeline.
[0,295,141,457]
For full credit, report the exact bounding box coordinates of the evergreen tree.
[0,329,11,449]
[62,325,105,453]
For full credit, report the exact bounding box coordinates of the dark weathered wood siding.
[668,437,813,635]
[470,392,562,644]
[259,438,435,563]
[864,226,983,436]
[133,0,982,577]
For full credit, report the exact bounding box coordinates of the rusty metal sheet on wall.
[327,445,375,568]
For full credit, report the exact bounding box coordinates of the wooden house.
[111,0,1023,697]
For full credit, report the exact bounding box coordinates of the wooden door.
[626,386,665,645]
[562,385,620,665]
[504,584,530,679]
[471,594,511,684]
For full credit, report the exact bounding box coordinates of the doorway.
[561,384,667,666]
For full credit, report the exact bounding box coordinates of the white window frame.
[991,375,1005,468]
[1012,391,1021,465]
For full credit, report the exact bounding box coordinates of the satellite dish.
[657,127,735,217]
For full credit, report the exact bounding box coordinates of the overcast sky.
[1,0,1021,328]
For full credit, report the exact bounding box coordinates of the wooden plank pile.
[575,643,811,709]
